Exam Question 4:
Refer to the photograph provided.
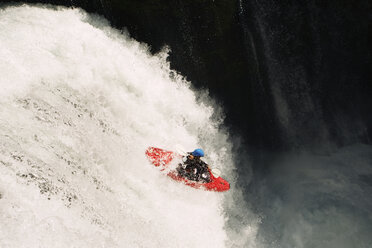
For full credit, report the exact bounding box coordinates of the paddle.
[175,144,187,156]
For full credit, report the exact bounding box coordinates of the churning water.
[0,5,256,248]
[2,4,370,248]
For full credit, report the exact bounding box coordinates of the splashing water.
[0,4,257,248]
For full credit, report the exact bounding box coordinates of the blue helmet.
[192,148,204,157]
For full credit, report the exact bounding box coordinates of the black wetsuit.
[178,154,211,183]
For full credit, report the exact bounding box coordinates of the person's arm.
[200,160,209,168]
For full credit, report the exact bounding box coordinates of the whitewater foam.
[0,4,256,248]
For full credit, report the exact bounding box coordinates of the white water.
[0,4,257,248]
[253,144,372,248]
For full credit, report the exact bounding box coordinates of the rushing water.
[1,4,371,248]
[249,144,372,248]
[0,5,257,247]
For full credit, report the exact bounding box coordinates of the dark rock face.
[242,0,371,151]
[8,0,372,151]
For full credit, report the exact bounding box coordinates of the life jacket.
[183,155,210,182]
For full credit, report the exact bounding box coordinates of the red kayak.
[145,147,230,192]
